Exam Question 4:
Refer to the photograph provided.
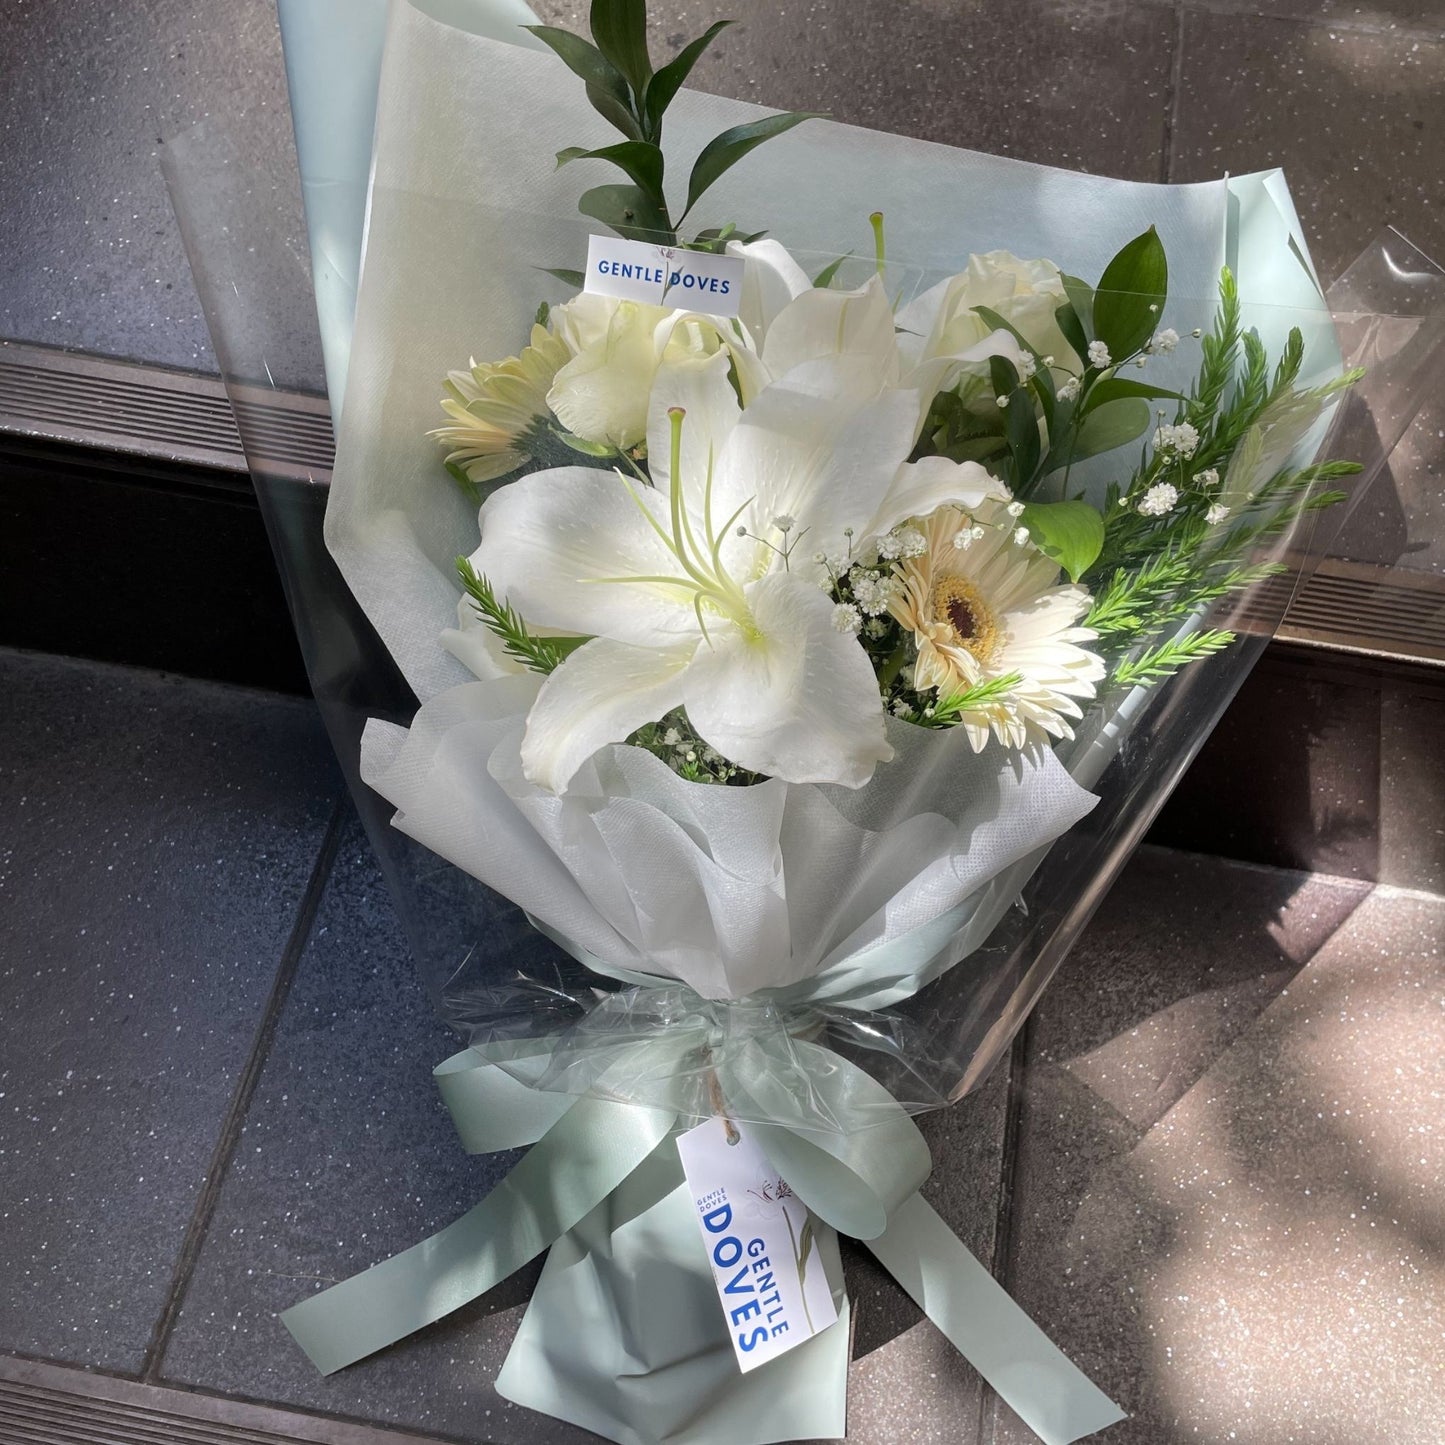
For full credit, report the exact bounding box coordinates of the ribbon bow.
[281,988,1122,1445]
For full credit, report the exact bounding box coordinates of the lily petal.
[473,466,700,648]
[761,273,902,387]
[866,455,1011,540]
[683,571,892,787]
[728,238,812,344]
[645,350,742,501]
[719,361,921,565]
[521,636,693,794]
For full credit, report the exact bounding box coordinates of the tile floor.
[0,0,1442,570]
[2,0,1444,1439]
[2,646,1441,1442]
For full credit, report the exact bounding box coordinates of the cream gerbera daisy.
[889,501,1105,751]
[431,324,572,485]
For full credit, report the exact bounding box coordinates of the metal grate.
[0,341,334,480]
[3,339,1443,665]
[0,1355,454,1445]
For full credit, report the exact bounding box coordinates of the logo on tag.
[676,1115,839,1373]
[584,235,745,318]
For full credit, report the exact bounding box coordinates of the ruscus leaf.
[643,20,733,133]
[1092,227,1168,365]
[683,112,821,220]
[589,0,652,98]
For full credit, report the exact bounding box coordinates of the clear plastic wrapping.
[163,9,1445,1134]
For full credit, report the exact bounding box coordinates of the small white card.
[584,234,744,318]
[676,1115,839,1373]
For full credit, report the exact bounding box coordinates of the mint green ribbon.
[282,1027,1123,1445]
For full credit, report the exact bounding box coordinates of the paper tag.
[584,234,744,318]
[676,1116,839,1373]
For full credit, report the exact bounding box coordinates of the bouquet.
[162,2,1445,1442]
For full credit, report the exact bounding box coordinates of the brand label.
[583,234,744,317]
[676,1115,839,1373]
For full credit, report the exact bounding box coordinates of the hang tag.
[676,1115,840,1373]
[584,234,745,318]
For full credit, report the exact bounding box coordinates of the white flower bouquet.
[162,2,1445,1442]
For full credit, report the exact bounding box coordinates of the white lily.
[471,351,1006,794]
[728,238,1027,430]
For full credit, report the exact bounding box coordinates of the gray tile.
[158,813,562,1443]
[1171,12,1445,593]
[162,808,1012,1443]
[835,1066,1011,1445]
[1171,12,1444,289]
[532,0,1176,181]
[0,648,339,1371]
[988,849,1379,1443]
[996,882,1445,1444]
[1172,0,1445,36]
[0,0,291,369]
[1379,682,1445,893]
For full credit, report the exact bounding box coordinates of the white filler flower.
[472,353,1001,792]
[889,502,1105,751]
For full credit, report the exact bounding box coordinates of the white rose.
[547,294,734,451]
[899,250,1078,379]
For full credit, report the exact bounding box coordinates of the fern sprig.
[456,558,589,674]
[1112,629,1236,687]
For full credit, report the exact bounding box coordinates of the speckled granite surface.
[1,647,1442,1441]
[0,648,339,1371]
[993,871,1445,1445]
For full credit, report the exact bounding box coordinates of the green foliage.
[1092,226,1168,363]
[1070,397,1152,463]
[557,139,664,196]
[643,21,733,131]
[456,558,590,674]
[1021,500,1105,582]
[918,673,1026,728]
[1081,376,1184,415]
[681,113,822,223]
[628,709,761,784]
[535,1,820,244]
[577,182,672,242]
[1112,630,1236,687]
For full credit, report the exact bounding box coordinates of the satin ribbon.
[282,1022,1123,1445]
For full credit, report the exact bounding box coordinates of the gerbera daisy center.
[933,576,1002,662]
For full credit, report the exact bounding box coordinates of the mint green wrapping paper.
[265,4,1350,1442]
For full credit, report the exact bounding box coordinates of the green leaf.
[1092,227,1168,364]
[578,183,674,243]
[1060,275,1095,337]
[812,252,854,288]
[643,20,732,134]
[589,0,651,98]
[972,305,1041,360]
[1019,499,1105,582]
[1080,377,1185,414]
[525,25,642,140]
[988,354,1020,397]
[1003,388,1040,485]
[537,266,585,288]
[1054,301,1089,366]
[1070,397,1152,463]
[552,428,617,458]
[683,112,821,221]
[556,140,664,202]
